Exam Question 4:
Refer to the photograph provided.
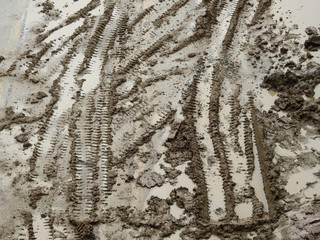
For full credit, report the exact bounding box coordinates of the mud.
[0,0,320,239]
[262,62,320,126]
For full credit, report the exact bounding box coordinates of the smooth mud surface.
[0,0,319,239]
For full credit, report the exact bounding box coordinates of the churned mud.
[0,0,319,239]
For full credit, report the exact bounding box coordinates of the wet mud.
[0,0,319,239]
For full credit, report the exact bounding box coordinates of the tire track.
[248,93,275,219]
[209,64,236,220]
[28,40,82,176]
[2,0,282,238]
[183,59,210,222]
[77,3,116,74]
[221,0,247,52]
[36,0,100,43]
[250,0,272,26]
[229,85,243,155]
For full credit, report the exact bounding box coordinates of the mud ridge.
[78,3,116,74]
[250,0,272,26]
[183,59,210,222]
[127,5,155,33]
[36,0,100,43]
[208,64,236,220]
[248,92,276,219]
[222,0,247,52]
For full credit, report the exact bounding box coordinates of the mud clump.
[305,35,320,49]
[40,0,60,18]
[15,132,30,143]
[137,170,163,188]
[43,164,57,179]
[305,26,318,36]
[274,93,304,111]
[72,221,95,240]
[168,187,194,213]
[0,106,41,131]
[29,187,47,209]
[261,70,298,91]
[160,164,181,183]
[124,197,182,238]
[262,64,320,125]
[27,92,48,104]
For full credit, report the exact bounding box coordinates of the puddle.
[0,0,29,55]
[256,88,278,112]
[170,203,184,219]
[272,0,320,59]
[275,143,297,157]
[33,213,52,240]
[314,84,320,99]
[235,202,253,219]
[251,124,269,212]
[151,125,171,153]
[164,229,183,240]
[268,90,277,96]
[144,162,196,207]
[285,164,320,195]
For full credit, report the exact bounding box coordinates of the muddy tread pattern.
[209,64,236,220]
[250,0,272,25]
[248,93,276,218]
[127,5,155,32]
[153,0,190,28]
[2,1,280,239]
[229,85,243,155]
[36,0,100,43]
[77,3,116,74]
[24,42,53,77]
[183,60,210,221]
[222,0,247,52]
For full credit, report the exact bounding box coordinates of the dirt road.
[0,0,319,239]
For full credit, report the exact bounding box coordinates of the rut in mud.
[1,0,319,239]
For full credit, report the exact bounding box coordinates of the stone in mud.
[137,170,163,188]
[15,132,30,143]
[280,47,288,54]
[148,59,158,66]
[304,36,320,49]
[27,91,48,104]
[305,26,318,36]
[30,78,40,84]
[23,142,32,149]
[36,91,48,100]
[187,53,196,58]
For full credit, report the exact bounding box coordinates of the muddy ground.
[0,0,319,239]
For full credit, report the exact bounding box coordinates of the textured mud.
[0,0,319,239]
